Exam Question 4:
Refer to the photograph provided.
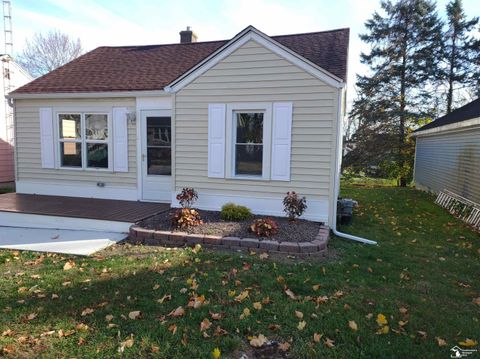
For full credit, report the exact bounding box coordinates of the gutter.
[332,88,377,245]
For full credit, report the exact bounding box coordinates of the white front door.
[141,110,171,202]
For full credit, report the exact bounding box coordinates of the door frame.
[138,109,172,202]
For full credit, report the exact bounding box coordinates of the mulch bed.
[138,209,322,243]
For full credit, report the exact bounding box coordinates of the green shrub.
[220,203,253,221]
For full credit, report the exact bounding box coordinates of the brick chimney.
[179,26,198,43]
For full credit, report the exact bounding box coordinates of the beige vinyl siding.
[15,98,137,188]
[174,39,338,201]
[415,125,480,203]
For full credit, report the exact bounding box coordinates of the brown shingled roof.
[12,27,349,95]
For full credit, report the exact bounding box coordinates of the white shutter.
[271,102,292,181]
[112,107,129,172]
[39,107,55,169]
[208,104,226,178]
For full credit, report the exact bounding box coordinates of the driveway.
[0,226,126,255]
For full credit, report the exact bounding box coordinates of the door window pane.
[86,114,108,140]
[148,147,171,175]
[60,142,82,167]
[235,112,263,176]
[59,114,81,139]
[87,143,108,168]
[146,117,171,175]
[147,117,171,146]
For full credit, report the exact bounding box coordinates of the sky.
[8,0,480,109]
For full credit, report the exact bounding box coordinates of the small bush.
[171,208,203,229]
[220,203,253,221]
[249,218,279,237]
[283,191,307,221]
[176,188,198,209]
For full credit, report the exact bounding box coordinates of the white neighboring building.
[0,55,32,184]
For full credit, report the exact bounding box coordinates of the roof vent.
[179,26,198,43]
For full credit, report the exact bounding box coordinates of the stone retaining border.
[128,224,330,257]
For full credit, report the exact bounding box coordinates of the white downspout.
[332,88,377,245]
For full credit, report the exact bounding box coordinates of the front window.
[58,113,110,170]
[234,112,264,176]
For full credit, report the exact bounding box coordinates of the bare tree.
[17,30,83,78]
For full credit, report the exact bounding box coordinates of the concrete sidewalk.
[0,226,126,255]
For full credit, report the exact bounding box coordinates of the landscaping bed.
[139,210,322,243]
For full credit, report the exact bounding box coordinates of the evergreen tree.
[443,0,479,113]
[349,0,443,186]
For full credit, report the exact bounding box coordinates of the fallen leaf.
[376,313,388,326]
[348,320,358,331]
[105,314,114,322]
[324,337,335,348]
[59,329,76,338]
[399,307,408,315]
[297,321,306,330]
[2,329,13,337]
[376,325,390,334]
[240,308,250,319]
[212,347,221,359]
[157,294,172,303]
[200,318,212,332]
[312,284,321,291]
[313,332,323,343]
[81,308,94,316]
[76,323,89,332]
[285,288,297,300]
[295,310,304,319]
[118,337,134,353]
[128,311,141,320]
[234,290,249,303]
[168,324,177,335]
[436,337,447,346]
[26,313,37,321]
[459,339,477,347]
[63,261,75,271]
[473,297,480,306]
[168,306,185,318]
[417,331,427,339]
[259,253,269,259]
[278,342,291,352]
[253,302,262,310]
[210,311,223,320]
[249,334,267,348]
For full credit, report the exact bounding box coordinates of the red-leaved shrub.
[249,218,279,237]
[283,191,307,221]
[171,208,203,229]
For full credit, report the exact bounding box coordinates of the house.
[412,98,480,203]
[0,55,32,185]
[6,26,349,226]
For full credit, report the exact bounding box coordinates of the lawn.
[0,184,478,358]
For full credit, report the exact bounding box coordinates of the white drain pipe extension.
[331,89,377,246]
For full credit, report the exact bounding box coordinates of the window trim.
[55,111,112,171]
[225,103,272,180]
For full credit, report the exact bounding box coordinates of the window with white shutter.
[39,107,55,169]
[208,104,226,178]
[271,102,292,181]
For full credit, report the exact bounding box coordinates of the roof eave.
[7,89,169,100]
[165,25,346,93]
[412,116,480,137]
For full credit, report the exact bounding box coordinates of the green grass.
[0,187,13,194]
[0,184,479,358]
